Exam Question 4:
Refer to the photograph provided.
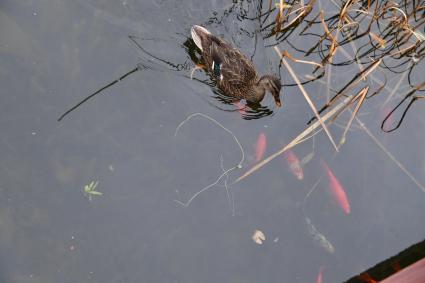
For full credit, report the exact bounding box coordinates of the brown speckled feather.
[204,35,259,99]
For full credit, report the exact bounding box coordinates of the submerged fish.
[321,160,351,214]
[305,217,335,254]
[255,132,267,162]
[284,150,304,180]
[316,266,324,283]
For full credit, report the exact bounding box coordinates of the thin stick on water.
[274,46,339,152]
[355,116,425,193]
[301,177,322,216]
[381,70,408,107]
[338,86,369,148]
[293,125,322,148]
[235,94,353,183]
[281,50,323,68]
[174,113,244,207]
[57,67,140,121]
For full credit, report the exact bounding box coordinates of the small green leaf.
[83,180,101,200]
[92,181,99,190]
[87,191,103,196]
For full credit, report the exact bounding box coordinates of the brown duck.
[191,25,282,107]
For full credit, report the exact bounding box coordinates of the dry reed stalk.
[320,10,338,63]
[275,0,316,35]
[274,0,284,34]
[369,32,387,47]
[313,58,382,120]
[338,86,369,148]
[274,46,339,151]
[281,50,323,68]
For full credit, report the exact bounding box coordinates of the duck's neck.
[247,80,266,103]
[257,75,278,89]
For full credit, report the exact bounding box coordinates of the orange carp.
[284,150,304,180]
[321,160,351,214]
[255,132,267,162]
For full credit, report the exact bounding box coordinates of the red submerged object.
[255,132,267,162]
[284,150,304,180]
[316,266,324,283]
[234,101,246,116]
[321,160,351,214]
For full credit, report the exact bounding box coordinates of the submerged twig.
[381,82,425,132]
[174,113,244,207]
[302,177,322,215]
[356,117,425,193]
[235,94,353,183]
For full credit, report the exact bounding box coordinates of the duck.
[191,25,282,107]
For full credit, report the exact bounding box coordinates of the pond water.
[1,0,424,282]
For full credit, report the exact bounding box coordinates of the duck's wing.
[207,36,257,86]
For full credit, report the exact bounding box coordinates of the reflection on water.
[1,0,425,282]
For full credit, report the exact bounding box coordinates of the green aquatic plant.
[83,180,102,201]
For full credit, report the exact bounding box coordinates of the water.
[1,0,424,282]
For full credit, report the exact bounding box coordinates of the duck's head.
[258,75,282,107]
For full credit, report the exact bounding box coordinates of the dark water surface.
[1,0,424,282]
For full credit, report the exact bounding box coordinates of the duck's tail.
[191,25,210,51]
